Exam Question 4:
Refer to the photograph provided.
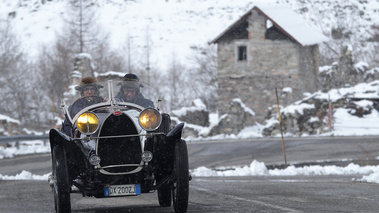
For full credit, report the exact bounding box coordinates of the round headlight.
[139,108,162,131]
[89,154,101,166]
[141,151,153,163]
[77,112,99,134]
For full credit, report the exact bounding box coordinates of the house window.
[237,46,247,61]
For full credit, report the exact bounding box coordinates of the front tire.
[158,184,172,207]
[157,113,173,207]
[172,140,189,213]
[53,145,71,213]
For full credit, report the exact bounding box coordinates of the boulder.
[210,99,256,136]
[171,99,210,127]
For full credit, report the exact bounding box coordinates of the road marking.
[192,185,300,213]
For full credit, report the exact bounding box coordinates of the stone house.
[210,5,328,121]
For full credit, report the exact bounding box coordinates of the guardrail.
[0,134,49,149]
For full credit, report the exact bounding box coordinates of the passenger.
[115,73,154,108]
[62,77,105,136]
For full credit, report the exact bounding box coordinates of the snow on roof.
[254,4,329,46]
[94,71,125,78]
[76,53,92,60]
[71,70,82,78]
[211,4,328,46]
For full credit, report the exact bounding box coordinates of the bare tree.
[292,0,379,67]
[63,0,115,74]
[122,32,139,74]
[0,20,23,92]
[0,19,52,129]
[188,44,218,112]
[165,51,188,111]
[36,39,74,124]
[34,0,129,124]
[64,0,105,53]
[0,20,26,119]
[140,26,153,85]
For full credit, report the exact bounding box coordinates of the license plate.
[104,184,141,197]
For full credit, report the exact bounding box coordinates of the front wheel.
[158,183,172,207]
[172,140,189,213]
[53,145,71,213]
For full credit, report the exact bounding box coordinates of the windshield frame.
[63,80,157,124]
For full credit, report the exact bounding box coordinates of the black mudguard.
[154,123,185,180]
[166,123,184,143]
[49,128,78,152]
[49,129,87,176]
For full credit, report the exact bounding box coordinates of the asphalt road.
[188,135,379,168]
[1,136,379,212]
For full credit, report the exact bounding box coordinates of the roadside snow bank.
[191,160,379,184]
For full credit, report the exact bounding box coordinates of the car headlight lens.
[89,154,101,166]
[77,112,99,134]
[141,151,153,163]
[139,108,162,131]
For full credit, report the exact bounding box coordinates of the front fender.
[49,129,85,167]
[49,128,75,152]
[154,123,185,181]
[166,123,184,142]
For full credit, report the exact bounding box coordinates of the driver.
[115,73,154,108]
[62,77,105,136]
[71,77,106,113]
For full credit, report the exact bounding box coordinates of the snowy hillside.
[1,0,258,70]
[2,0,379,70]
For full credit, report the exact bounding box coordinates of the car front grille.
[97,113,142,174]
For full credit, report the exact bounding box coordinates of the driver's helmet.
[75,77,103,96]
[119,73,141,94]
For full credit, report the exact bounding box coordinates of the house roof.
[210,4,329,46]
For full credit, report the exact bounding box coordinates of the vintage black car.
[48,79,189,213]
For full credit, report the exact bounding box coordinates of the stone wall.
[218,75,298,122]
[319,46,372,92]
[298,45,320,92]
[0,116,20,136]
[210,99,256,136]
[262,92,379,137]
[170,99,210,138]
[170,98,256,138]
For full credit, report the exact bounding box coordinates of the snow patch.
[233,98,255,116]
